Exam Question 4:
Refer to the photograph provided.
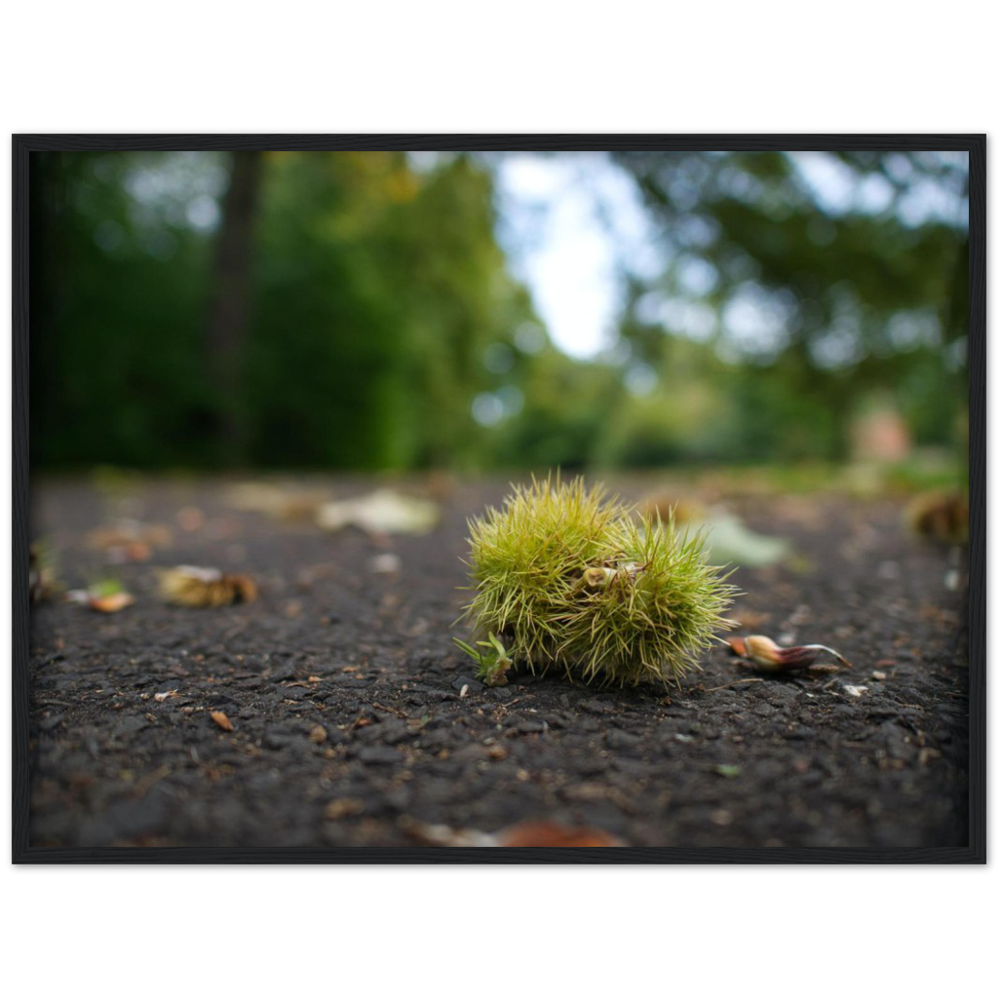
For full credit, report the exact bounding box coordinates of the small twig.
[134,764,171,797]
[704,678,766,692]
[371,701,408,719]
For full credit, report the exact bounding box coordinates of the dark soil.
[26,474,969,850]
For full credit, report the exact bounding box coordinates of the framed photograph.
[12,135,984,862]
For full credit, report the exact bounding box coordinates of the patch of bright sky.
[491,152,662,359]
[790,151,968,227]
[719,283,796,363]
[124,152,228,230]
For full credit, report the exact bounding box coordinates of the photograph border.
[11,133,986,864]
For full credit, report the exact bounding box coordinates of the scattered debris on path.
[727,634,851,673]
[316,489,440,536]
[159,566,258,607]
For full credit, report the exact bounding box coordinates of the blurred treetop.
[31,150,540,470]
[30,149,968,473]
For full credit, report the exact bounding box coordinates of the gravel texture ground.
[26,474,969,850]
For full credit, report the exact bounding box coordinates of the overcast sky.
[493,152,660,359]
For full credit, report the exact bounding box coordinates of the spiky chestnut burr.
[458,475,737,687]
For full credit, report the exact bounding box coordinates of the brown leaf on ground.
[226,482,329,521]
[497,821,625,847]
[324,798,364,820]
[160,566,258,608]
[401,818,625,848]
[209,710,234,732]
[906,491,969,545]
[86,521,173,562]
[29,543,63,603]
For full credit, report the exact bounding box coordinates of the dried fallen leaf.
[316,489,439,536]
[402,818,625,848]
[86,520,172,562]
[209,710,234,732]
[29,542,63,603]
[324,798,365,820]
[154,689,179,702]
[160,566,258,608]
[906,491,969,545]
[497,821,625,848]
[309,724,328,744]
[226,482,329,521]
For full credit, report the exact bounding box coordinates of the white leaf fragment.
[316,489,440,536]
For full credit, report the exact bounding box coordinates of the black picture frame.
[12,134,986,863]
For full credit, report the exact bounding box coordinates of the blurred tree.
[30,150,540,471]
[493,346,622,470]
[248,151,540,469]
[612,150,969,462]
[30,152,218,469]
[206,151,263,464]
[29,149,968,476]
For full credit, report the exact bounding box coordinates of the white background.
[0,880,997,1000]
[0,0,997,123]
[1,4,993,997]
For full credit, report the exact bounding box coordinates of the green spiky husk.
[461,476,737,687]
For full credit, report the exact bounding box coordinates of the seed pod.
[462,475,737,686]
[728,634,851,672]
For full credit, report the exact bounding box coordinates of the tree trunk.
[206,151,263,465]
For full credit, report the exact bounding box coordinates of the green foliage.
[491,349,622,470]
[31,151,540,471]
[459,476,737,686]
[29,150,968,476]
[30,153,218,468]
[613,150,969,464]
[452,633,514,687]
